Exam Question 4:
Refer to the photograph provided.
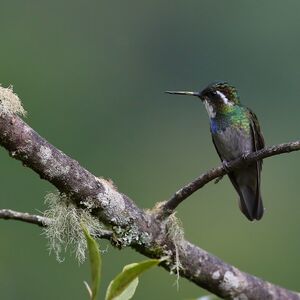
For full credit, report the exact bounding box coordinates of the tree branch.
[0,93,299,299]
[158,141,300,218]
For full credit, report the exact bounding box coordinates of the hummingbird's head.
[166,81,240,118]
[200,82,239,105]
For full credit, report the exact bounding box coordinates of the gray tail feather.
[239,186,264,221]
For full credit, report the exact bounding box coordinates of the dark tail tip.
[254,198,264,220]
[238,187,264,221]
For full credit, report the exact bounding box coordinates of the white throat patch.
[216,91,233,105]
[204,100,216,118]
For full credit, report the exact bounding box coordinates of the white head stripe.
[216,90,232,105]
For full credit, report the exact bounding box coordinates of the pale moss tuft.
[43,192,104,263]
[166,213,185,245]
[165,213,185,289]
[0,85,26,116]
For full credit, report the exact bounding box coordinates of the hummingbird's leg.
[214,160,230,184]
[241,150,251,160]
[222,160,231,172]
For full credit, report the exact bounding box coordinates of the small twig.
[0,209,113,240]
[0,209,49,226]
[159,141,300,218]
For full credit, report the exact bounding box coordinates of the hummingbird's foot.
[216,160,230,183]
[241,151,251,160]
[222,160,230,173]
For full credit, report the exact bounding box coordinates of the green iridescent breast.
[211,106,251,134]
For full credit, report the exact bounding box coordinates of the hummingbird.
[166,82,265,221]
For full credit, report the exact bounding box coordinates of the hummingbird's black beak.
[165,90,201,97]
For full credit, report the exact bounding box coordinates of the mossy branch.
[0,86,299,299]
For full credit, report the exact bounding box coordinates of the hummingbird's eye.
[206,91,216,98]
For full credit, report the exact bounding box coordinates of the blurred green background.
[0,1,300,299]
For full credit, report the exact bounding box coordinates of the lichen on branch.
[0,85,26,116]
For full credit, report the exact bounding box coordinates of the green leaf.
[111,277,138,300]
[82,224,102,300]
[105,258,163,300]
